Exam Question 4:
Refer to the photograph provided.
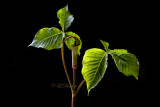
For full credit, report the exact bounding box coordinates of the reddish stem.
[60,36,80,44]
[60,36,72,43]
[75,80,86,97]
[73,67,77,89]
[72,95,76,107]
[72,80,86,107]
[61,43,74,94]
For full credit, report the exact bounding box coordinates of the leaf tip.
[28,44,31,47]
[100,39,109,53]
[100,39,103,44]
[66,4,69,8]
[28,40,35,48]
[87,90,91,96]
[134,74,139,80]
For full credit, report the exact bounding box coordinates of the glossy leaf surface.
[57,5,74,32]
[111,52,139,80]
[81,48,108,94]
[109,49,128,55]
[29,27,63,50]
[100,40,109,52]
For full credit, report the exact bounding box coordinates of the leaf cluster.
[29,5,140,96]
[29,5,82,55]
[82,40,139,94]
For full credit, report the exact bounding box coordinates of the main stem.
[72,46,78,107]
[71,46,86,107]
[72,46,78,89]
[72,80,86,107]
[61,40,85,107]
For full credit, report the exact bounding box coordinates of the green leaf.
[100,40,109,52]
[57,5,74,32]
[29,27,64,50]
[81,48,108,94]
[109,49,128,55]
[65,32,82,55]
[111,53,139,80]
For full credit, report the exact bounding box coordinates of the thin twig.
[74,80,86,97]
[60,36,72,43]
[61,43,74,94]
[60,36,80,44]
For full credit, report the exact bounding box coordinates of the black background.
[1,0,155,107]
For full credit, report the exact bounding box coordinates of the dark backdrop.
[2,0,153,107]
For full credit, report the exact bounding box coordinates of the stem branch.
[74,80,86,98]
[61,37,83,107]
[61,43,74,94]
[72,95,76,107]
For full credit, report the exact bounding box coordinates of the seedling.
[29,5,140,107]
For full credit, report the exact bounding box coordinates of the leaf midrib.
[89,52,107,89]
[112,53,129,64]
[36,32,62,43]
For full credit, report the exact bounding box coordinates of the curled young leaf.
[65,32,82,55]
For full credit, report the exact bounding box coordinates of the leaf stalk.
[61,43,74,94]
